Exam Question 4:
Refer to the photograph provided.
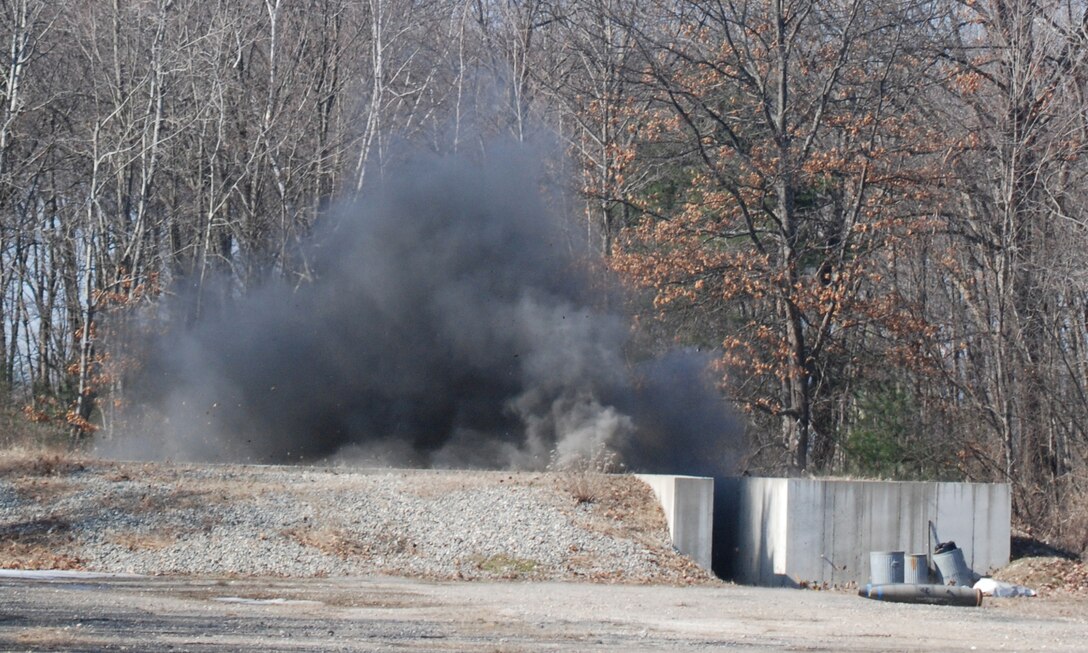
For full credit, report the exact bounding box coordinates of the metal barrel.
[859,583,983,607]
[869,551,905,585]
[904,553,929,584]
[932,546,974,586]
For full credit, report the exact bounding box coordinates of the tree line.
[1,0,1086,550]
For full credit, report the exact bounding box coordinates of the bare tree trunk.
[71,235,96,441]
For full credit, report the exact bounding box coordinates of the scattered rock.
[0,458,717,584]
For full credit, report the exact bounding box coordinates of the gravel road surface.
[2,571,1086,652]
[3,455,1086,651]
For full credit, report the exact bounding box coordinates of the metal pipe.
[858,583,983,607]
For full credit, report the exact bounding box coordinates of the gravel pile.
[0,456,716,584]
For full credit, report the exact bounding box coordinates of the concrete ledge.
[636,474,714,570]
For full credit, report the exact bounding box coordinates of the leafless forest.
[0,0,1086,551]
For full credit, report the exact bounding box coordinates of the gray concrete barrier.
[636,474,714,570]
[718,477,1010,587]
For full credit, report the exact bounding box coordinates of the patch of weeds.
[283,525,416,559]
[10,475,77,504]
[549,445,622,506]
[0,450,87,478]
[122,487,221,515]
[283,527,357,557]
[0,388,71,453]
[595,476,669,540]
[108,529,178,552]
[473,553,538,577]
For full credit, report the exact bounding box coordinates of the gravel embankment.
[0,455,715,584]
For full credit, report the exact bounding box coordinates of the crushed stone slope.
[0,455,716,584]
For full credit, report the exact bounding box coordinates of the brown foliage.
[612,0,945,471]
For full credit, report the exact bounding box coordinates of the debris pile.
[995,557,1088,595]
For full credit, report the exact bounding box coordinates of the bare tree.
[923,0,1088,530]
[617,0,940,471]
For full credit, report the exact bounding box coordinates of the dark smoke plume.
[104,147,743,475]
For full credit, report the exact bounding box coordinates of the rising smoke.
[103,146,743,476]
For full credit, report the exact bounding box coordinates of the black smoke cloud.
[105,147,743,475]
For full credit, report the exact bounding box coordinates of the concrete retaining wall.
[636,474,714,570]
[718,478,1010,587]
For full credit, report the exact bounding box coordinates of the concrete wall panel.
[716,477,790,585]
[971,482,1011,576]
[934,482,976,559]
[723,478,1010,586]
[868,482,901,554]
[841,481,869,586]
[760,478,788,583]
[899,482,932,580]
[785,479,825,583]
[636,474,714,570]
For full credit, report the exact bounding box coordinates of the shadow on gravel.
[0,517,71,540]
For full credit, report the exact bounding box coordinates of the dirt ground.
[1,571,1086,652]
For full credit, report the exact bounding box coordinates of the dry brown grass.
[282,525,415,559]
[0,447,88,478]
[0,449,89,570]
[597,476,671,538]
[1060,506,1088,561]
[565,471,612,506]
[558,474,718,584]
[0,541,84,570]
[549,445,625,507]
[394,470,553,499]
[7,475,78,505]
[283,526,367,558]
[399,472,496,499]
[470,553,539,578]
[107,529,180,552]
[12,628,108,649]
[0,516,84,570]
[556,474,667,544]
[124,488,206,514]
[0,394,70,450]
